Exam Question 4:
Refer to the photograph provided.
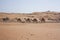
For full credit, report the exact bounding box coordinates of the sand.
[0,12,60,40]
[0,23,60,40]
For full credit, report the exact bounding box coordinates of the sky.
[0,0,60,13]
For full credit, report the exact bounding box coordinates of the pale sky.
[0,0,60,13]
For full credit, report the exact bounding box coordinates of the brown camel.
[15,18,25,23]
[15,18,22,22]
[24,18,31,23]
[2,17,9,22]
[32,18,38,23]
[41,18,45,23]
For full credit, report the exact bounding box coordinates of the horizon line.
[0,11,60,13]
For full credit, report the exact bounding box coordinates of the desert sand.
[0,12,60,40]
[0,23,60,40]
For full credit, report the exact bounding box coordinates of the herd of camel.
[0,17,45,23]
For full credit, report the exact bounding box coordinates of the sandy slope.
[0,23,60,40]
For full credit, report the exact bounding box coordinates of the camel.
[24,18,40,23]
[2,17,9,22]
[15,18,22,22]
[31,18,38,23]
[15,18,25,23]
[24,18,32,23]
[41,18,45,23]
